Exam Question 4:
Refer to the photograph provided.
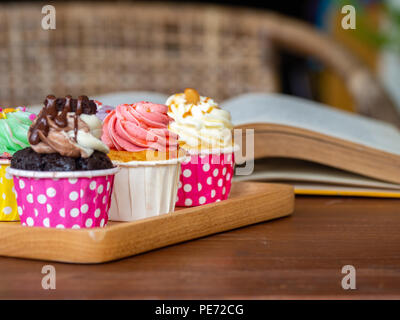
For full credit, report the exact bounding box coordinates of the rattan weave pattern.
[0,2,277,106]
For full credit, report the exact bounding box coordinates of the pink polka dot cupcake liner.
[176,148,236,207]
[8,167,118,229]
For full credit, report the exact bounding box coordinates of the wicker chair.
[0,2,399,125]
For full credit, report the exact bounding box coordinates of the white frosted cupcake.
[166,88,236,207]
[166,88,233,150]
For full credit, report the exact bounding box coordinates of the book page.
[293,184,400,198]
[222,93,400,155]
[234,158,400,189]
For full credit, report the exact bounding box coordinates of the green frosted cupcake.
[0,107,36,158]
[0,107,36,221]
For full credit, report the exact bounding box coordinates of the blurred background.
[1,0,399,124]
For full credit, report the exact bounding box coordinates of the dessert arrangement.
[0,89,237,228]
[0,90,296,264]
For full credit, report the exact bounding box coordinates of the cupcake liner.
[9,167,118,229]
[109,156,187,222]
[0,159,19,221]
[176,146,237,207]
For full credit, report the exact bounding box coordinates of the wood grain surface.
[0,182,293,263]
[0,196,399,299]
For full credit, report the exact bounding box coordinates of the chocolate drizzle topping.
[28,95,97,145]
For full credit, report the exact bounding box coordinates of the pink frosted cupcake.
[102,102,186,221]
[166,88,236,207]
[9,95,118,229]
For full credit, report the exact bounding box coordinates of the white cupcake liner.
[109,157,186,222]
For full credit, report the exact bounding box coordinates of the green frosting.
[0,111,35,156]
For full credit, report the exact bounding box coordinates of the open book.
[225,93,400,198]
[29,92,400,197]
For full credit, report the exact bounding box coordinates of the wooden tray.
[0,182,294,264]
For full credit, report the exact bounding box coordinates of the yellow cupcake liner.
[0,160,19,221]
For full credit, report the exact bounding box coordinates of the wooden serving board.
[0,182,294,264]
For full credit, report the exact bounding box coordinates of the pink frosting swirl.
[102,102,178,152]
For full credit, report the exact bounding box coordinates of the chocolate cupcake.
[9,95,118,229]
[12,148,113,171]
[13,95,111,170]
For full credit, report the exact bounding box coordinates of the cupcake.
[0,107,36,221]
[102,102,186,221]
[166,88,236,207]
[9,95,118,229]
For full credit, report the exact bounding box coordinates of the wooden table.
[0,196,399,299]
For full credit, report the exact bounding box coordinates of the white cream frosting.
[166,93,233,148]
[69,114,109,157]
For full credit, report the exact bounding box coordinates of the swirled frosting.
[166,89,233,149]
[0,107,36,157]
[102,102,178,152]
[28,95,109,158]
